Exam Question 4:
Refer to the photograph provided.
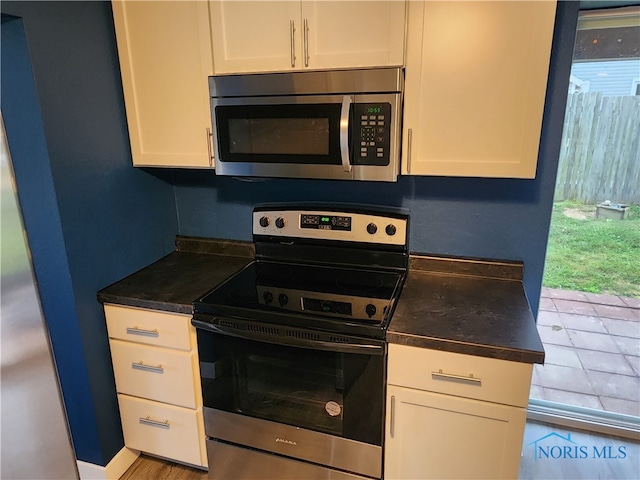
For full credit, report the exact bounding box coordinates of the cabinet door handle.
[132,361,164,374]
[289,20,296,67]
[206,127,214,167]
[432,369,482,385]
[407,128,413,174]
[303,18,309,67]
[139,415,170,429]
[390,395,396,438]
[126,326,159,338]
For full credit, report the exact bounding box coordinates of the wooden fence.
[555,92,640,205]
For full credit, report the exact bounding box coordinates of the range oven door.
[193,318,386,479]
[211,93,401,182]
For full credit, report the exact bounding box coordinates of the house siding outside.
[571,59,640,95]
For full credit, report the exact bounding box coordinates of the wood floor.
[121,421,639,480]
[120,455,207,480]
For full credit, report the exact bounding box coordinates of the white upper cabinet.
[209,1,406,74]
[112,1,214,167]
[210,1,301,74]
[402,1,557,178]
[301,1,406,70]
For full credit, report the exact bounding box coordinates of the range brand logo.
[275,437,298,446]
[526,432,627,462]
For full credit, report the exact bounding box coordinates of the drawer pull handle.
[139,415,170,429]
[132,361,164,374]
[126,326,159,338]
[432,369,482,385]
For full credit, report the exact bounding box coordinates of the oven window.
[238,347,344,435]
[197,329,384,446]
[215,104,343,165]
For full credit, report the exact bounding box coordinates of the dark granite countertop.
[98,237,544,364]
[387,255,545,364]
[97,236,254,314]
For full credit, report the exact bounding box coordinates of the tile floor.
[531,288,640,417]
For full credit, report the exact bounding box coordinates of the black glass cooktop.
[194,260,405,333]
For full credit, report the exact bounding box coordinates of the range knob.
[365,304,377,318]
[385,224,397,236]
[366,223,378,235]
[259,216,270,228]
[275,217,286,229]
[278,294,289,307]
[263,291,273,305]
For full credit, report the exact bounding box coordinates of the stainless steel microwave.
[209,67,403,182]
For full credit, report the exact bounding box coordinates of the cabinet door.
[112,1,214,167]
[210,1,302,74]
[402,1,557,178]
[301,1,405,70]
[385,385,526,480]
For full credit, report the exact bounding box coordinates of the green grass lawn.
[543,201,640,298]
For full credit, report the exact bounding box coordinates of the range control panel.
[354,103,391,166]
[253,209,407,246]
[256,286,389,322]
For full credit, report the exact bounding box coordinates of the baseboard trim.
[77,447,140,480]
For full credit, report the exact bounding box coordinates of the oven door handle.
[192,319,385,356]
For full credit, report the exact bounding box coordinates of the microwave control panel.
[355,103,392,166]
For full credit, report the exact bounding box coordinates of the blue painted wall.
[0,0,580,468]
[2,14,101,463]
[1,1,178,466]
[174,2,581,318]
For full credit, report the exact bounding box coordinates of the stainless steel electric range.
[192,205,409,480]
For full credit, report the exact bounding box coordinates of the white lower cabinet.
[110,340,198,409]
[104,304,207,468]
[118,394,205,467]
[385,344,532,479]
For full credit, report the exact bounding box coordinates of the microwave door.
[212,95,354,181]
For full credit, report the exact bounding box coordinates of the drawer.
[110,339,199,409]
[105,304,193,350]
[387,344,533,407]
[118,394,206,467]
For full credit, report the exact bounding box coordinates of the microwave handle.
[340,95,353,173]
